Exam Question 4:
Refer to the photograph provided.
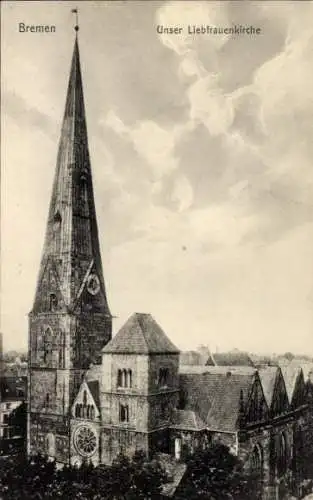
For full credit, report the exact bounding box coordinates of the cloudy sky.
[1,1,313,355]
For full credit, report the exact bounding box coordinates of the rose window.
[74,425,97,457]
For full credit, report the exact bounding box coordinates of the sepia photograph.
[1,1,313,498]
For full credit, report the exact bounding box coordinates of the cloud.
[130,121,179,179]
[171,174,194,212]
[2,1,312,354]
[154,0,313,247]
[3,91,55,138]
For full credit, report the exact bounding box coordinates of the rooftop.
[102,313,179,355]
[179,370,255,432]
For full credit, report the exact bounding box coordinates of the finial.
[71,8,79,32]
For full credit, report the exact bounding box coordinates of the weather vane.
[71,8,79,32]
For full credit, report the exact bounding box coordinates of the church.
[28,28,313,499]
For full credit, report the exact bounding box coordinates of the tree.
[0,450,168,499]
[284,352,295,362]
[175,443,262,500]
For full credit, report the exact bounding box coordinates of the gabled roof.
[207,351,255,367]
[179,370,255,432]
[258,366,279,407]
[205,374,254,432]
[170,409,206,431]
[72,378,100,415]
[102,313,179,354]
[281,366,302,404]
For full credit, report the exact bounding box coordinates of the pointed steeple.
[28,25,112,463]
[32,34,111,321]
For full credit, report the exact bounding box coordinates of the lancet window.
[74,390,95,420]
[43,327,53,365]
[119,404,129,423]
[117,369,132,388]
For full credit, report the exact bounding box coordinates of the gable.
[210,352,254,367]
[258,367,277,408]
[272,368,289,416]
[291,369,306,409]
[32,257,66,313]
[71,380,100,419]
[70,259,110,315]
[245,375,269,425]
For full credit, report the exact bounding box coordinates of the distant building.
[180,348,255,368]
[0,377,27,455]
[205,350,255,367]
[179,350,203,366]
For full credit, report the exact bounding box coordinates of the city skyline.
[1,1,313,355]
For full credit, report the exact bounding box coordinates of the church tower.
[28,30,112,462]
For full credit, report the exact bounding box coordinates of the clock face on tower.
[86,273,100,295]
[74,425,97,457]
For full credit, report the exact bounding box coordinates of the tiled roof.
[102,313,179,354]
[179,370,255,432]
[170,409,206,431]
[87,380,100,408]
[207,351,255,367]
[0,376,27,402]
[258,366,278,407]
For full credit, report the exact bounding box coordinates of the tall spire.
[28,21,111,464]
[32,33,111,321]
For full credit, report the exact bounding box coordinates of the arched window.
[117,369,133,388]
[45,433,55,458]
[53,211,62,228]
[117,369,122,387]
[127,370,132,388]
[251,444,263,475]
[292,425,304,479]
[122,370,127,388]
[278,433,288,476]
[158,368,169,387]
[58,332,65,369]
[43,327,53,365]
[49,293,58,312]
[75,405,79,417]
[83,390,87,406]
[45,393,51,409]
[119,404,129,422]
[86,405,90,419]
[78,404,83,417]
[53,211,62,253]
[90,406,95,420]
[175,438,181,460]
